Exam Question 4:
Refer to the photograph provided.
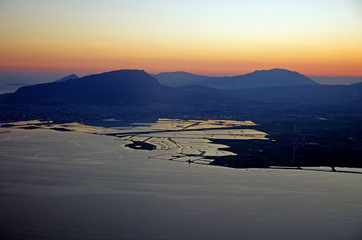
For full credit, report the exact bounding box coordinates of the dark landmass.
[154,68,317,89]
[0,69,361,123]
[0,70,180,105]
[0,68,361,170]
[210,119,362,170]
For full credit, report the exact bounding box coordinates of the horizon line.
[1,68,362,78]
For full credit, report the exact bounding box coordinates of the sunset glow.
[0,0,361,76]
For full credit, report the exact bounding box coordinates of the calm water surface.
[0,129,361,239]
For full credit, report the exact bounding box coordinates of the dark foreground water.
[0,129,361,239]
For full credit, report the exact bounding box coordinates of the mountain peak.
[252,68,299,74]
[84,69,150,81]
[56,74,79,82]
[102,69,146,74]
[1,69,168,105]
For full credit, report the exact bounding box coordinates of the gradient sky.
[0,0,361,76]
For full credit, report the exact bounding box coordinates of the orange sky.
[0,0,361,77]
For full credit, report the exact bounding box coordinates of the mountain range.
[153,68,317,89]
[0,68,361,122]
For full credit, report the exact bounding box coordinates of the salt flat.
[3,119,268,163]
[0,128,361,239]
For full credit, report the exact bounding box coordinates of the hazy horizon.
[1,68,362,94]
[2,68,362,78]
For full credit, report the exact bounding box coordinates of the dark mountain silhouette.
[153,69,317,89]
[0,70,180,105]
[55,74,79,82]
[0,69,361,111]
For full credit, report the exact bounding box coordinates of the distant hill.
[0,70,178,105]
[309,76,362,85]
[153,69,318,89]
[55,74,79,82]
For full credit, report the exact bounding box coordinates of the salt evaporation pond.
[0,121,361,239]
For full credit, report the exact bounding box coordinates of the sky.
[0,0,361,76]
